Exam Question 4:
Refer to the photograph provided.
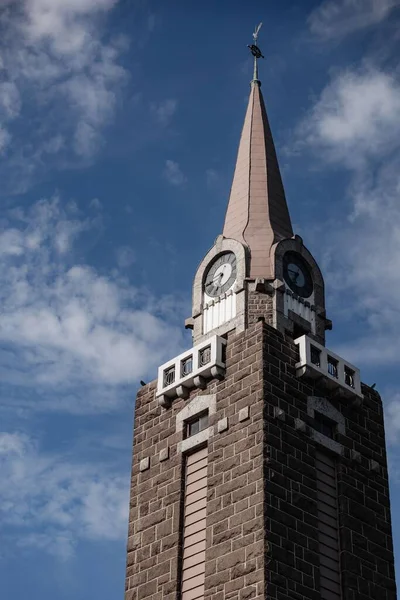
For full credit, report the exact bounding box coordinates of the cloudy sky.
[0,0,400,598]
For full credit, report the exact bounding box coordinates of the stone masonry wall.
[247,290,274,327]
[204,323,266,600]
[125,321,267,600]
[125,379,182,600]
[125,320,397,600]
[261,322,397,600]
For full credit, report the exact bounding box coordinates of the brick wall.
[125,379,182,600]
[125,321,397,600]
[204,324,266,600]
[125,323,266,600]
[247,291,274,327]
[261,322,397,600]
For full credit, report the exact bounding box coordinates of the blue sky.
[0,0,400,598]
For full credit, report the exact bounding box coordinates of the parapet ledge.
[294,335,363,404]
[156,334,226,408]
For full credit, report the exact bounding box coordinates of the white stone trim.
[178,426,213,454]
[239,406,250,422]
[159,448,169,462]
[295,335,363,402]
[307,396,345,435]
[311,430,344,456]
[218,418,228,433]
[203,287,237,334]
[139,457,150,472]
[176,394,216,454]
[307,396,345,456]
[157,336,226,405]
[370,459,380,473]
[295,418,307,433]
[284,290,316,334]
[190,235,248,345]
[176,394,216,433]
[273,406,286,421]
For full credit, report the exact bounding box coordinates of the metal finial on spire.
[247,22,264,82]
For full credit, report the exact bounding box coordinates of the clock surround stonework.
[187,233,328,347]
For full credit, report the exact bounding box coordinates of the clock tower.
[184,53,329,350]
[125,26,397,600]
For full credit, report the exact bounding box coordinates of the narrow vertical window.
[164,365,175,386]
[327,356,338,378]
[181,446,208,600]
[310,345,321,367]
[181,356,193,378]
[344,366,355,388]
[315,450,341,599]
[314,412,336,439]
[186,413,209,438]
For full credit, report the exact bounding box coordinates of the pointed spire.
[223,30,293,280]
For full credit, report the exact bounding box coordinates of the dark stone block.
[342,570,358,590]
[292,492,316,512]
[294,583,320,600]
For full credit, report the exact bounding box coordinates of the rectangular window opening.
[344,366,355,388]
[310,345,321,367]
[221,338,227,364]
[327,356,338,378]
[199,346,211,367]
[186,412,209,438]
[181,356,193,378]
[316,450,341,600]
[314,411,336,439]
[179,446,208,600]
[163,365,175,387]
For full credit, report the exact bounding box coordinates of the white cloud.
[18,0,119,55]
[0,195,185,413]
[206,168,219,187]
[0,125,11,154]
[89,197,103,210]
[74,120,102,158]
[116,245,136,269]
[296,69,400,168]
[15,532,76,562]
[0,431,29,455]
[0,82,21,120]
[164,159,187,187]
[151,98,178,126]
[385,397,400,445]
[297,66,400,371]
[0,431,129,560]
[0,0,128,191]
[308,0,400,39]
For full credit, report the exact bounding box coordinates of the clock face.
[283,252,313,298]
[204,252,237,297]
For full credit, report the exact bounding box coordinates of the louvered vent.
[181,447,208,600]
[316,450,341,600]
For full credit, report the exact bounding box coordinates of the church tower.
[125,26,397,600]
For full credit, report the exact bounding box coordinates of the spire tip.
[248,22,264,83]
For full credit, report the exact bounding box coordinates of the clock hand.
[205,272,223,290]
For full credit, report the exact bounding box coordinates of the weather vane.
[247,22,264,81]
